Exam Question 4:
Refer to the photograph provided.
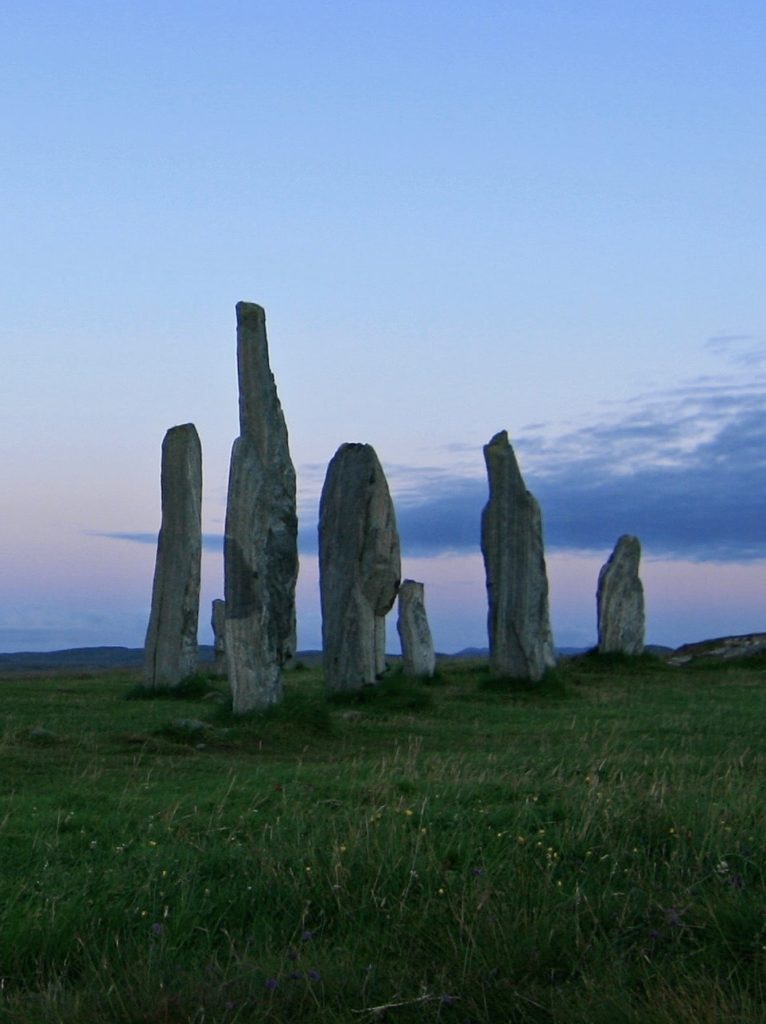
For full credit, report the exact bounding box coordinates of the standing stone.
[143,424,202,688]
[481,430,555,681]
[211,599,226,676]
[319,443,401,692]
[224,302,298,713]
[397,579,436,678]
[597,535,645,655]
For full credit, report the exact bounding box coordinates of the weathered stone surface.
[143,423,202,688]
[397,579,436,678]
[597,535,645,655]
[480,430,555,681]
[211,599,226,676]
[318,443,401,692]
[224,302,298,713]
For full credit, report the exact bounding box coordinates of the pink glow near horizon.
[0,532,762,654]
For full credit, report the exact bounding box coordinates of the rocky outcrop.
[667,632,766,666]
[397,579,436,678]
[211,599,226,676]
[143,423,202,688]
[597,535,645,655]
[224,302,298,712]
[480,430,555,680]
[319,443,401,692]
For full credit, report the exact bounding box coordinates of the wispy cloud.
[89,531,224,552]
[94,370,766,565]
[704,333,765,368]
[389,375,766,562]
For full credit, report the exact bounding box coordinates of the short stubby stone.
[597,535,645,655]
[143,423,202,688]
[224,303,298,713]
[480,430,555,681]
[319,443,401,692]
[397,579,435,678]
[211,599,226,676]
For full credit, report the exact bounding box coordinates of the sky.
[1,1,764,653]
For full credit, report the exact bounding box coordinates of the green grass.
[0,655,765,1022]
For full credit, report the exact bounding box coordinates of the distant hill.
[0,636,752,676]
[0,646,215,674]
[449,646,591,658]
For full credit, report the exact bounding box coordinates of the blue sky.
[2,1,764,652]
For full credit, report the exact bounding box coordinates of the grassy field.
[0,653,765,1023]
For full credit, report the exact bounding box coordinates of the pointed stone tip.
[616,534,642,556]
[486,430,509,448]
[236,301,266,321]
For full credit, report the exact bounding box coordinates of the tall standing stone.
[211,599,226,676]
[224,302,298,713]
[481,430,555,681]
[397,579,436,678]
[597,535,645,654]
[319,443,401,692]
[143,423,202,688]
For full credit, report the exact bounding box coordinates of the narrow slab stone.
[143,423,202,688]
[375,616,387,678]
[480,430,555,680]
[597,535,645,654]
[318,443,401,692]
[224,302,298,712]
[397,579,436,678]
[211,599,226,676]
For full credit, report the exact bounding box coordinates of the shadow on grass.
[477,666,575,700]
[328,671,434,713]
[124,674,227,702]
[569,649,667,675]
[210,685,335,739]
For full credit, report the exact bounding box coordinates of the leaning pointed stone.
[397,579,436,678]
[143,423,202,688]
[319,443,401,692]
[224,302,298,713]
[211,599,226,676]
[480,430,555,681]
[597,535,645,655]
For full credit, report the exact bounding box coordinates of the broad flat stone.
[319,443,401,692]
[397,579,435,678]
[480,430,555,680]
[143,423,202,688]
[597,535,645,654]
[224,302,298,712]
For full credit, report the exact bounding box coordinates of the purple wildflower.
[302,929,315,941]
[664,908,682,928]
[265,978,278,992]
[307,969,321,982]
[151,922,163,937]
